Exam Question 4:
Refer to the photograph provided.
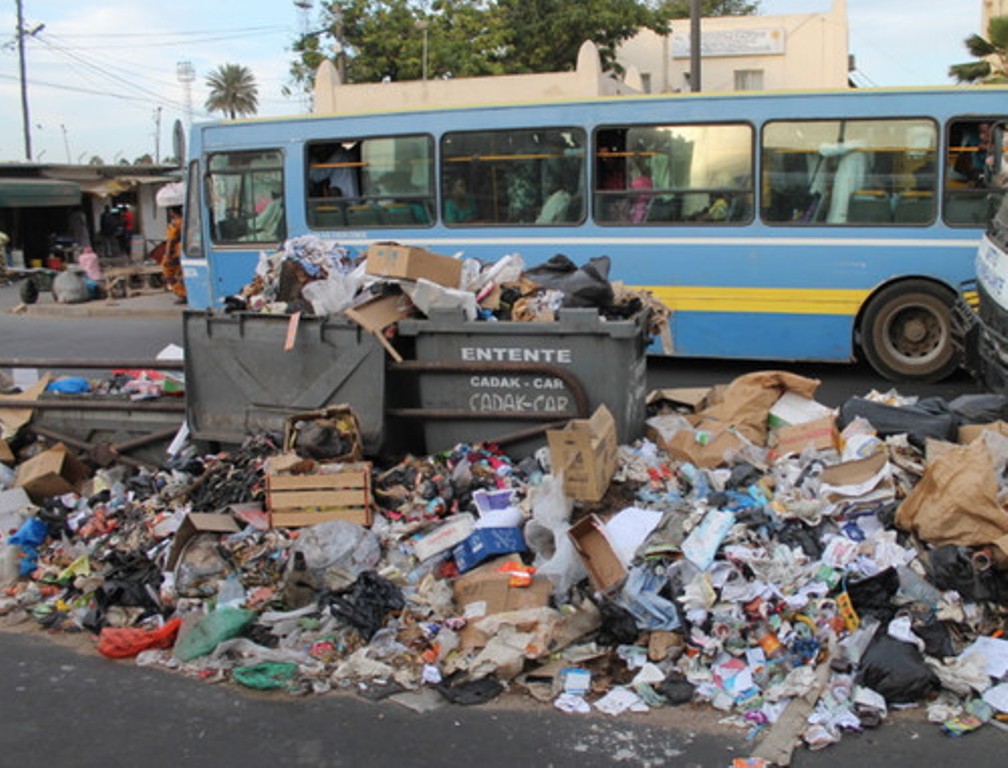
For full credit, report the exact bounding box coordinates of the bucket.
[45,257,63,271]
[28,258,42,269]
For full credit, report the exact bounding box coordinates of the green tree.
[205,63,260,119]
[949,15,1008,83]
[290,0,758,90]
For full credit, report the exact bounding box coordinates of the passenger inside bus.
[444,177,478,223]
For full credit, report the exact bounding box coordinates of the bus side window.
[945,118,1008,226]
[763,118,937,226]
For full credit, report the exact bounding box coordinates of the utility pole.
[17,0,31,160]
[154,106,162,163]
[60,123,70,163]
[690,0,702,93]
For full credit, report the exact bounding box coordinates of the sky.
[0,0,985,165]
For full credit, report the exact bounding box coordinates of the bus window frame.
[183,159,203,259]
[205,148,286,245]
[591,121,756,227]
[943,115,1008,229]
[439,125,588,228]
[305,133,436,230]
[759,115,940,228]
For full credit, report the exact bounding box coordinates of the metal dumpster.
[395,308,650,455]
[183,311,386,453]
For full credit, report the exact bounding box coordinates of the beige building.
[617,0,850,93]
[983,0,1008,31]
[312,1,853,116]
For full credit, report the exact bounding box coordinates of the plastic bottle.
[840,615,880,664]
[896,565,942,608]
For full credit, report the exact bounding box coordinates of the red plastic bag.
[97,618,182,659]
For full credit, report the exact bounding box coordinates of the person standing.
[161,207,187,304]
[99,204,120,259]
[120,205,136,257]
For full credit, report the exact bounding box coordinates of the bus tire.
[859,279,959,383]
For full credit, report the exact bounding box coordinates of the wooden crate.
[266,462,372,528]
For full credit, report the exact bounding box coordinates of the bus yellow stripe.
[634,285,870,315]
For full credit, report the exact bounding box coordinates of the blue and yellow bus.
[180,86,1008,381]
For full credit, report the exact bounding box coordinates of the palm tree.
[205,63,259,119]
[949,16,1008,83]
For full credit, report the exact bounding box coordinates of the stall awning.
[0,178,81,208]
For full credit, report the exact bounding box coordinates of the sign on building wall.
[671,28,786,58]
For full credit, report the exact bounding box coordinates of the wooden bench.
[104,264,164,299]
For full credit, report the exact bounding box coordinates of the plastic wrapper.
[98,618,183,659]
[289,520,382,591]
[523,475,584,597]
[838,396,957,448]
[232,661,299,691]
[173,607,257,662]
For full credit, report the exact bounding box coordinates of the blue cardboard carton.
[452,527,527,573]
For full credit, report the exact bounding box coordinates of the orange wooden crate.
[266,462,372,528]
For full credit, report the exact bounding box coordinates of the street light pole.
[416,19,429,82]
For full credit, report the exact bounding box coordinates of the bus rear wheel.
[859,280,959,383]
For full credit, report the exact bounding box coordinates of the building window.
[640,73,652,93]
[734,70,764,91]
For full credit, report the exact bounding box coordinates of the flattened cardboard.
[0,438,13,464]
[958,420,1008,444]
[365,244,462,288]
[0,373,51,438]
[452,527,527,573]
[412,513,476,561]
[646,414,746,469]
[166,512,241,570]
[15,443,90,501]
[568,514,627,593]
[646,387,710,411]
[769,416,838,459]
[453,554,552,649]
[344,292,416,363]
[819,451,888,487]
[547,405,618,502]
[767,392,834,429]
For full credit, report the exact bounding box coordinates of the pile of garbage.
[2,371,1008,764]
[222,236,670,343]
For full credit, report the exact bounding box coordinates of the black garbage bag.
[325,571,404,641]
[657,672,695,705]
[522,254,614,308]
[857,635,939,703]
[435,673,505,705]
[838,397,957,449]
[924,545,1008,604]
[913,616,955,659]
[844,567,900,624]
[948,393,1008,424]
[594,598,640,646]
[82,551,165,633]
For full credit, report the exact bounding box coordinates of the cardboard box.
[958,420,1008,444]
[344,292,416,363]
[452,527,527,573]
[646,414,746,469]
[284,405,363,463]
[15,443,90,502]
[769,415,838,459]
[266,462,372,528]
[568,514,627,593]
[453,554,552,649]
[412,513,476,561]
[646,387,710,412]
[365,244,462,288]
[768,392,834,429]
[166,512,241,570]
[547,405,618,502]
